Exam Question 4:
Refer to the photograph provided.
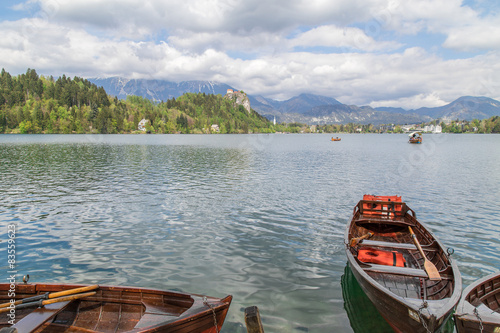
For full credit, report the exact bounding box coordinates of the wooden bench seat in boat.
[359,239,438,252]
[5,300,72,333]
[359,240,417,250]
[354,216,415,226]
[473,288,500,308]
[362,263,453,280]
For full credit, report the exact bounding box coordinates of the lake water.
[1,133,499,332]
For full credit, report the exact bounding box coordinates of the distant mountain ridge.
[412,96,500,120]
[89,77,500,124]
[90,77,233,102]
[251,94,500,124]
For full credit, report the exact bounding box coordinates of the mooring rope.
[203,296,219,333]
[473,307,484,333]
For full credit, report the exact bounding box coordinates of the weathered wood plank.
[245,306,264,333]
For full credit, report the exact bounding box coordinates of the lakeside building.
[138,119,147,131]
[402,125,416,132]
[423,124,442,133]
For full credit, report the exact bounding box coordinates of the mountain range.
[89,77,500,125]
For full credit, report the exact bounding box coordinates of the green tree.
[19,120,34,133]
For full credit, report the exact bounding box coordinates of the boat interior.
[348,199,456,301]
[466,275,500,313]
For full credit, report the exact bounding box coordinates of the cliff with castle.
[224,89,251,113]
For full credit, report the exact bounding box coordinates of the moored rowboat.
[345,195,461,332]
[0,283,232,333]
[454,272,500,333]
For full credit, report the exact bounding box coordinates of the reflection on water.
[341,264,393,333]
[1,134,499,332]
[341,264,456,333]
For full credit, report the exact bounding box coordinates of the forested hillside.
[2,69,499,134]
[0,69,272,134]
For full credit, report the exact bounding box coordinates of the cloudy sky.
[0,0,499,109]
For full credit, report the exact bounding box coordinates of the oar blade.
[424,260,441,281]
[409,226,441,281]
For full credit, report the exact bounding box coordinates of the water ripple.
[1,134,499,332]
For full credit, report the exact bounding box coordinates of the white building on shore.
[423,124,442,133]
[138,119,148,131]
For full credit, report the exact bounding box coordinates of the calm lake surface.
[1,133,499,332]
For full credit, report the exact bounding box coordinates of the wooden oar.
[408,226,441,281]
[0,284,99,309]
[350,232,373,247]
[0,291,96,314]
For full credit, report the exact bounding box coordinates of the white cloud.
[377,0,500,52]
[444,21,500,51]
[167,30,286,55]
[378,0,478,34]
[370,93,448,110]
[289,25,402,52]
[1,0,500,110]
[27,0,383,37]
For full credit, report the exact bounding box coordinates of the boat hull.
[345,195,461,333]
[341,264,394,332]
[454,272,500,333]
[0,283,232,333]
[347,254,454,332]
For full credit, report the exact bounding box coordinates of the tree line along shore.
[1,69,499,134]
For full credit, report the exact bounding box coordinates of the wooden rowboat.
[331,137,341,141]
[345,195,461,333]
[454,272,500,333]
[408,132,422,144]
[0,283,232,333]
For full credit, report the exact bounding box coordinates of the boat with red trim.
[345,195,461,332]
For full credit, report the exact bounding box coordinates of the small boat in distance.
[409,131,422,144]
[331,137,341,141]
[345,195,461,333]
[454,272,500,333]
[0,283,232,333]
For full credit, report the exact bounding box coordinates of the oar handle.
[44,291,96,305]
[5,292,50,307]
[0,291,96,313]
[408,226,425,256]
[350,232,373,247]
[0,284,99,309]
[49,285,99,299]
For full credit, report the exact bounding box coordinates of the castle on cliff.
[224,89,251,113]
